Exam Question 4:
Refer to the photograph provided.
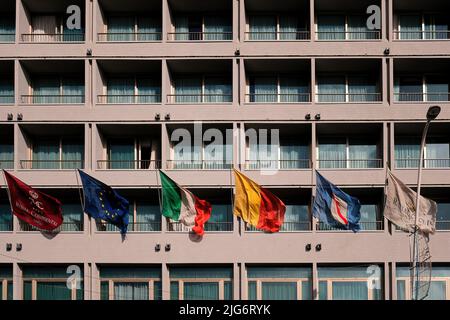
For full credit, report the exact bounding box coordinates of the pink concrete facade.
[0,0,450,300]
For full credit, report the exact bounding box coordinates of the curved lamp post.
[412,105,441,300]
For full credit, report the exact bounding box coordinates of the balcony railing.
[316,93,382,103]
[97,160,161,170]
[0,221,12,232]
[21,33,85,42]
[436,220,450,231]
[0,95,14,104]
[97,222,161,232]
[394,92,450,102]
[97,94,161,104]
[316,31,381,40]
[168,221,233,232]
[394,31,450,40]
[21,95,85,104]
[167,94,232,104]
[20,221,83,232]
[246,221,311,232]
[167,160,232,170]
[0,160,14,170]
[246,93,311,103]
[395,158,450,169]
[20,160,84,170]
[317,221,384,231]
[245,31,310,41]
[0,33,15,42]
[318,159,383,169]
[97,32,162,42]
[167,32,232,41]
[245,160,311,170]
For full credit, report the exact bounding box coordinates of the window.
[248,15,308,41]
[31,15,84,42]
[318,266,383,300]
[61,204,83,232]
[395,137,450,168]
[0,266,13,300]
[173,76,232,103]
[318,137,380,169]
[317,75,380,103]
[105,77,161,104]
[105,16,161,42]
[205,204,233,232]
[0,15,15,42]
[397,14,449,40]
[247,267,312,300]
[281,205,310,231]
[174,15,231,41]
[317,15,379,40]
[394,75,449,102]
[396,265,450,300]
[106,138,159,170]
[100,267,161,300]
[31,76,84,104]
[436,203,450,230]
[170,267,233,300]
[248,76,309,103]
[30,138,83,170]
[0,202,12,231]
[99,200,160,232]
[359,204,382,230]
[0,78,14,104]
[0,139,13,169]
[23,266,83,300]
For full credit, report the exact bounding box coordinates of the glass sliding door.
[348,76,379,102]
[205,204,233,231]
[348,15,375,40]
[426,138,450,168]
[280,141,309,169]
[282,205,310,231]
[280,77,309,103]
[61,78,84,104]
[204,77,232,103]
[174,78,202,103]
[317,76,346,102]
[395,76,423,102]
[317,15,345,40]
[108,16,134,41]
[32,139,59,169]
[359,204,380,230]
[0,141,13,169]
[135,202,161,231]
[108,139,135,169]
[137,17,161,41]
[249,77,277,103]
[33,77,60,104]
[107,78,134,104]
[348,138,378,168]
[0,16,15,42]
[395,137,420,168]
[249,16,277,40]
[204,16,231,41]
[0,78,14,104]
[0,203,12,231]
[137,78,161,103]
[436,203,450,230]
[424,15,449,40]
[61,203,83,231]
[399,15,422,40]
[426,75,449,102]
[318,138,346,168]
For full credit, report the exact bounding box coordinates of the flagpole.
[1,171,14,228]
[75,169,89,235]
[229,165,236,235]
[155,169,164,231]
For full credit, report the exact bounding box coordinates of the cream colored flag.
[385,170,437,234]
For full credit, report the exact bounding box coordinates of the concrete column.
[12,263,22,300]
[162,0,170,43]
[309,0,315,41]
[233,263,240,300]
[91,263,101,300]
[384,261,390,300]
[233,0,240,43]
[162,263,170,300]
[387,0,393,41]
[161,59,168,106]
[381,0,386,41]
[391,262,397,300]
[388,58,394,104]
[239,0,245,42]
[239,57,245,105]
[310,58,316,105]
[312,262,318,300]
[233,58,240,106]
[240,262,247,300]
[14,59,19,107]
[382,58,388,104]
[83,262,91,300]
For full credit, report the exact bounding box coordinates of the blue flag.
[78,170,129,234]
[313,171,361,232]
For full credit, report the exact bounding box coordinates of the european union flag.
[313,171,361,232]
[78,170,129,234]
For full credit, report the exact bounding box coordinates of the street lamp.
[411,105,441,300]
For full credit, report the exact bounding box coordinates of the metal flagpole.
[75,169,89,235]
[155,169,164,231]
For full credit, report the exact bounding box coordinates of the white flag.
[385,170,437,234]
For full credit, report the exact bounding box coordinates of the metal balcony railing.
[21,95,85,104]
[167,32,232,41]
[97,160,161,170]
[395,158,450,169]
[21,33,85,42]
[245,31,310,41]
[97,94,161,104]
[97,222,161,232]
[394,31,450,40]
[167,160,233,170]
[317,221,384,231]
[168,221,233,232]
[0,221,12,232]
[97,32,162,42]
[436,220,450,231]
[0,33,15,42]
[167,94,232,104]
[20,160,84,170]
[20,221,83,232]
[0,160,14,170]
[316,93,382,103]
[245,160,311,170]
[318,159,383,169]
[316,31,381,40]
[246,221,311,232]
[394,92,450,102]
[246,93,311,103]
[0,95,14,104]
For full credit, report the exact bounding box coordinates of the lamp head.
[427,106,441,121]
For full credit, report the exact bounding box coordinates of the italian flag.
[159,171,212,236]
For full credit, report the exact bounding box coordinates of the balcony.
[0,2,15,42]
[96,60,161,105]
[395,159,450,169]
[245,160,311,170]
[97,160,161,170]
[316,221,384,231]
[20,221,83,232]
[317,159,383,169]
[97,221,161,232]
[20,0,85,43]
[167,160,232,170]
[168,31,232,41]
[168,59,232,105]
[0,125,14,170]
[0,160,13,170]
[245,93,311,103]
[21,95,84,104]
[316,59,382,103]
[0,61,15,104]
[20,160,84,170]
[245,30,310,41]
[316,30,381,40]
[169,221,233,232]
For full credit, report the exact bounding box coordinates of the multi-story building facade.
[1,0,450,300]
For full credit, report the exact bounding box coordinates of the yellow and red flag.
[233,169,285,233]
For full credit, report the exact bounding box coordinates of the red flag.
[3,170,63,231]
[191,195,212,236]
